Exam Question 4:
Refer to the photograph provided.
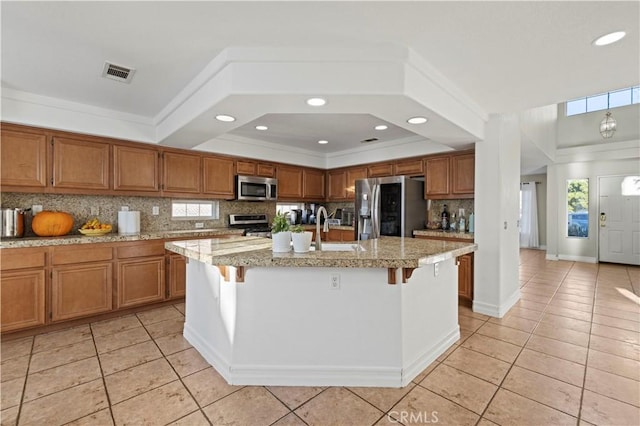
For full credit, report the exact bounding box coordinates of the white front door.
[599,176,640,265]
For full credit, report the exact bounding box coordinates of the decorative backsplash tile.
[2,193,473,236]
[1,193,275,237]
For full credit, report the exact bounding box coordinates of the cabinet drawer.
[0,248,46,270]
[53,245,113,265]
[116,242,166,259]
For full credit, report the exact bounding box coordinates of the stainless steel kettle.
[1,208,30,238]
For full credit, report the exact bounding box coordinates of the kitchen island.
[165,236,476,387]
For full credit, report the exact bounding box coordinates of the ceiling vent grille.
[360,138,379,144]
[102,61,136,83]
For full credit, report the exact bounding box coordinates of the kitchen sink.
[310,243,366,252]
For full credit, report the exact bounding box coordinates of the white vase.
[292,231,313,253]
[272,231,292,252]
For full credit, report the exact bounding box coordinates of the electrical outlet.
[90,206,99,216]
[32,205,43,215]
[121,206,129,211]
[152,206,159,215]
[434,262,439,277]
[330,274,340,290]
[195,222,204,229]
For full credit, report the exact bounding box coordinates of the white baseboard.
[401,326,460,387]
[558,254,597,263]
[184,322,459,388]
[473,288,521,318]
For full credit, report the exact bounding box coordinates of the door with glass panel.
[598,176,640,265]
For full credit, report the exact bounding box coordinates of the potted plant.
[290,224,313,253]
[271,211,291,252]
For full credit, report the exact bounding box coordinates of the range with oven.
[229,214,272,238]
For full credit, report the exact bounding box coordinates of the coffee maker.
[302,204,316,224]
[290,209,303,225]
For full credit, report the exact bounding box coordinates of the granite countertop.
[165,235,476,268]
[413,229,475,240]
[0,228,244,249]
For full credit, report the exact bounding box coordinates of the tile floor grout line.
[474,259,579,424]
[575,260,602,426]
[12,334,35,426]
[89,322,117,426]
[135,306,219,425]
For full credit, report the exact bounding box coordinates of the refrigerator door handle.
[372,184,381,238]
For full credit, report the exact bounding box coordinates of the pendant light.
[599,111,617,139]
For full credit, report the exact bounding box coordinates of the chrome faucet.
[315,206,330,251]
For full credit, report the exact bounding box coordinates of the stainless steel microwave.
[236,175,278,201]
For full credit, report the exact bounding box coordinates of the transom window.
[566,86,639,116]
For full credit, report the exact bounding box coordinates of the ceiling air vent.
[102,61,136,83]
[360,138,379,144]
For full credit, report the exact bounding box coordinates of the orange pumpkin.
[31,211,74,236]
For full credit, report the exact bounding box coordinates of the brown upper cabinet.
[424,156,450,197]
[52,136,110,191]
[367,162,394,178]
[236,160,276,178]
[327,169,347,201]
[162,151,201,195]
[451,153,475,196]
[202,155,235,199]
[277,165,304,199]
[302,168,325,200]
[394,158,424,176]
[113,144,160,193]
[0,128,48,191]
[327,166,367,201]
[424,151,474,199]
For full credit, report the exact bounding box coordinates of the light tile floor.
[2,249,639,425]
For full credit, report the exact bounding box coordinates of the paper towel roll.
[118,211,140,235]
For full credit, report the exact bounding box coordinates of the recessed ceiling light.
[407,116,428,124]
[306,97,327,107]
[255,125,268,131]
[593,31,626,46]
[215,114,236,122]
[318,140,329,144]
[374,125,388,130]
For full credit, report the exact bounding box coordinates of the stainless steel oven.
[236,175,277,201]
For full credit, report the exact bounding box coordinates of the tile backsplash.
[2,193,474,236]
[427,199,475,226]
[1,193,275,237]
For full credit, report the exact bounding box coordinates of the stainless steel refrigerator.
[354,176,426,239]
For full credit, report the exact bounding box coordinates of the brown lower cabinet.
[414,235,474,306]
[0,235,229,334]
[167,253,187,299]
[308,228,355,243]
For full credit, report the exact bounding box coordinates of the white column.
[545,164,559,260]
[473,114,522,317]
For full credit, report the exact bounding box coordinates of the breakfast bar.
[165,236,476,387]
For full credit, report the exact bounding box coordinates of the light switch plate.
[152,206,159,215]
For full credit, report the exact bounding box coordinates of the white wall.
[520,173,548,248]
[546,158,640,262]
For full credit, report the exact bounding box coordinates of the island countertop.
[165,235,477,268]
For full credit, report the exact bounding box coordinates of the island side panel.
[230,267,404,387]
[183,260,235,382]
[399,259,459,385]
